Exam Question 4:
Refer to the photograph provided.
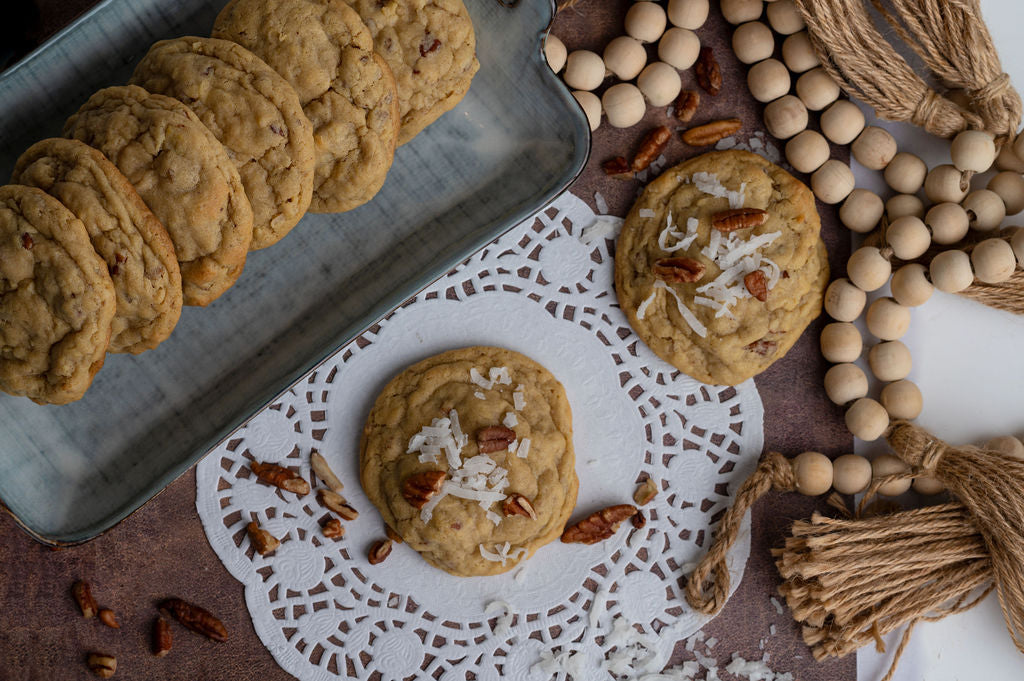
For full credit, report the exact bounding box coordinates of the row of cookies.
[0,0,479,405]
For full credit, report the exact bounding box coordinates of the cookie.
[130,37,315,249]
[615,150,828,386]
[347,0,479,145]
[0,185,116,404]
[12,139,183,354]
[360,346,578,577]
[63,85,254,307]
[213,0,399,214]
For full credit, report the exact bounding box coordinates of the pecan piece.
[319,489,359,520]
[502,493,538,520]
[712,207,767,232]
[153,618,172,657]
[633,478,658,506]
[682,118,742,146]
[87,653,116,678]
[246,521,281,555]
[249,461,310,495]
[419,38,441,57]
[310,449,344,492]
[601,156,633,180]
[477,425,516,453]
[631,126,672,172]
[675,89,700,123]
[322,517,345,539]
[746,339,778,356]
[385,525,404,544]
[695,47,722,95]
[653,257,705,284]
[631,511,647,529]
[561,504,639,544]
[744,270,769,302]
[401,470,446,509]
[160,598,228,643]
[98,609,120,629]
[21,233,33,250]
[368,539,393,565]
[72,581,98,618]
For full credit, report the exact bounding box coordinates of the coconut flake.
[654,280,707,338]
[489,366,511,385]
[470,367,493,389]
[502,412,518,428]
[770,596,784,615]
[580,216,621,244]
[636,288,658,321]
[513,387,526,411]
[479,541,525,566]
[517,437,531,459]
[594,190,609,215]
[486,509,503,525]
[474,391,486,400]
[638,208,657,218]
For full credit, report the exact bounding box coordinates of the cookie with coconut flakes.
[359,346,577,577]
[615,150,828,386]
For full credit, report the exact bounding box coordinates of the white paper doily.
[197,191,764,680]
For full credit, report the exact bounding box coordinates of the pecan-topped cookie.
[360,346,578,577]
[615,150,828,385]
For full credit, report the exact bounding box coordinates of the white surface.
[856,1,1024,679]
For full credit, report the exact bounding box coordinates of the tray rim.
[0,0,591,547]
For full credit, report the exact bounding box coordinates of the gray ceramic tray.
[0,0,589,544]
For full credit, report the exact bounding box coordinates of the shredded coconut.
[517,437,531,459]
[580,216,620,244]
[594,190,609,215]
[470,367,493,389]
[489,366,511,385]
[479,541,526,566]
[503,412,518,428]
[513,386,526,411]
[770,596,784,615]
[654,280,707,337]
[474,391,486,400]
[687,171,746,209]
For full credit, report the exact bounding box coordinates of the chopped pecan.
[745,339,778,356]
[601,156,633,179]
[368,539,393,565]
[695,47,722,95]
[633,478,658,506]
[561,504,639,544]
[21,233,33,250]
[72,581,98,618]
[98,609,120,629]
[87,653,116,678]
[249,461,310,495]
[653,257,705,284]
[322,518,345,539]
[744,270,769,302]
[319,489,359,520]
[631,511,647,529]
[502,494,538,520]
[401,471,446,509]
[675,89,700,123]
[159,598,228,643]
[631,126,672,172]
[246,521,280,555]
[153,618,172,657]
[419,38,441,57]
[310,449,344,492]
[385,525,404,544]
[477,425,516,453]
[682,118,742,146]
[712,207,767,232]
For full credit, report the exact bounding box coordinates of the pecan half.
[633,478,658,506]
[401,471,446,509]
[653,257,705,283]
[602,156,633,179]
[319,489,359,520]
[631,511,647,529]
[310,449,344,492]
[477,425,516,453]
[98,609,120,629]
[746,339,778,356]
[21,233,33,250]
[249,461,310,495]
[561,504,639,544]
[744,270,769,302]
[246,521,280,555]
[385,525,404,544]
[682,118,742,146]
[502,494,538,520]
[160,598,228,643]
[322,518,345,539]
[368,539,393,565]
[632,126,672,172]
[675,90,700,123]
[712,207,767,232]
[695,47,722,95]
[72,581,98,618]
[87,653,116,678]
[153,618,172,657]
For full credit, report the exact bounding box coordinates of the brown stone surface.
[0,1,854,679]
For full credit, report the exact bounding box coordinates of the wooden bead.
[846,398,889,441]
[764,95,808,139]
[890,263,933,307]
[667,0,709,30]
[637,62,682,106]
[963,189,1006,232]
[847,246,891,292]
[781,31,819,73]
[795,68,839,111]
[564,50,606,91]
[545,34,567,73]
[912,474,944,495]
[995,142,1024,173]
[832,454,872,495]
[820,100,865,145]
[766,0,805,34]
[950,130,996,173]
[970,237,1017,283]
[792,451,833,496]
[985,435,1024,460]
[880,379,923,419]
[732,21,774,64]
[988,171,1024,215]
[602,83,646,128]
[1011,227,1024,266]
[785,130,830,174]
[840,189,884,233]
[852,126,897,170]
[747,59,791,103]
[872,454,912,495]
[721,0,763,24]
[571,91,602,132]
[924,164,969,204]
[625,1,668,43]
[885,194,925,220]
[883,152,927,194]
[658,27,701,70]
[925,202,969,245]
[865,297,910,340]
[929,249,975,293]
[604,36,647,80]
[885,216,931,260]
[824,363,868,405]
[811,160,855,204]
[824,278,867,321]
[868,340,912,381]
[820,322,862,363]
